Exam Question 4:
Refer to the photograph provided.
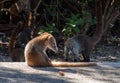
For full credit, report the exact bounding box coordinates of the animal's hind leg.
[82,50,90,62]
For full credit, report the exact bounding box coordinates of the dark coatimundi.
[64,34,96,62]
[64,1,103,62]
[24,32,96,67]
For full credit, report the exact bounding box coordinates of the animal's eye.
[67,47,73,51]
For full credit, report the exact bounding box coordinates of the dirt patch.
[91,45,120,62]
[0,62,120,83]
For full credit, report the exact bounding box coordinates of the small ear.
[48,35,52,40]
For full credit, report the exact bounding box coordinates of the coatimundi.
[64,1,103,62]
[64,34,95,62]
[24,32,96,67]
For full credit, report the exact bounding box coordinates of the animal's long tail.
[50,61,96,67]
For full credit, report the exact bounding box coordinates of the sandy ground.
[0,62,120,83]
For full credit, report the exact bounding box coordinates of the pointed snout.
[68,50,72,55]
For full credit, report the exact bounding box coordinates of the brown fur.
[24,32,96,67]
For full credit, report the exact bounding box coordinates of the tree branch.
[105,1,116,23]
[34,0,42,12]
[0,0,11,4]
[93,0,103,44]
[103,0,110,17]
[103,0,119,32]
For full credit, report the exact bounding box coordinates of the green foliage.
[80,0,88,7]
[38,23,58,34]
[62,14,82,37]
[62,10,96,37]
